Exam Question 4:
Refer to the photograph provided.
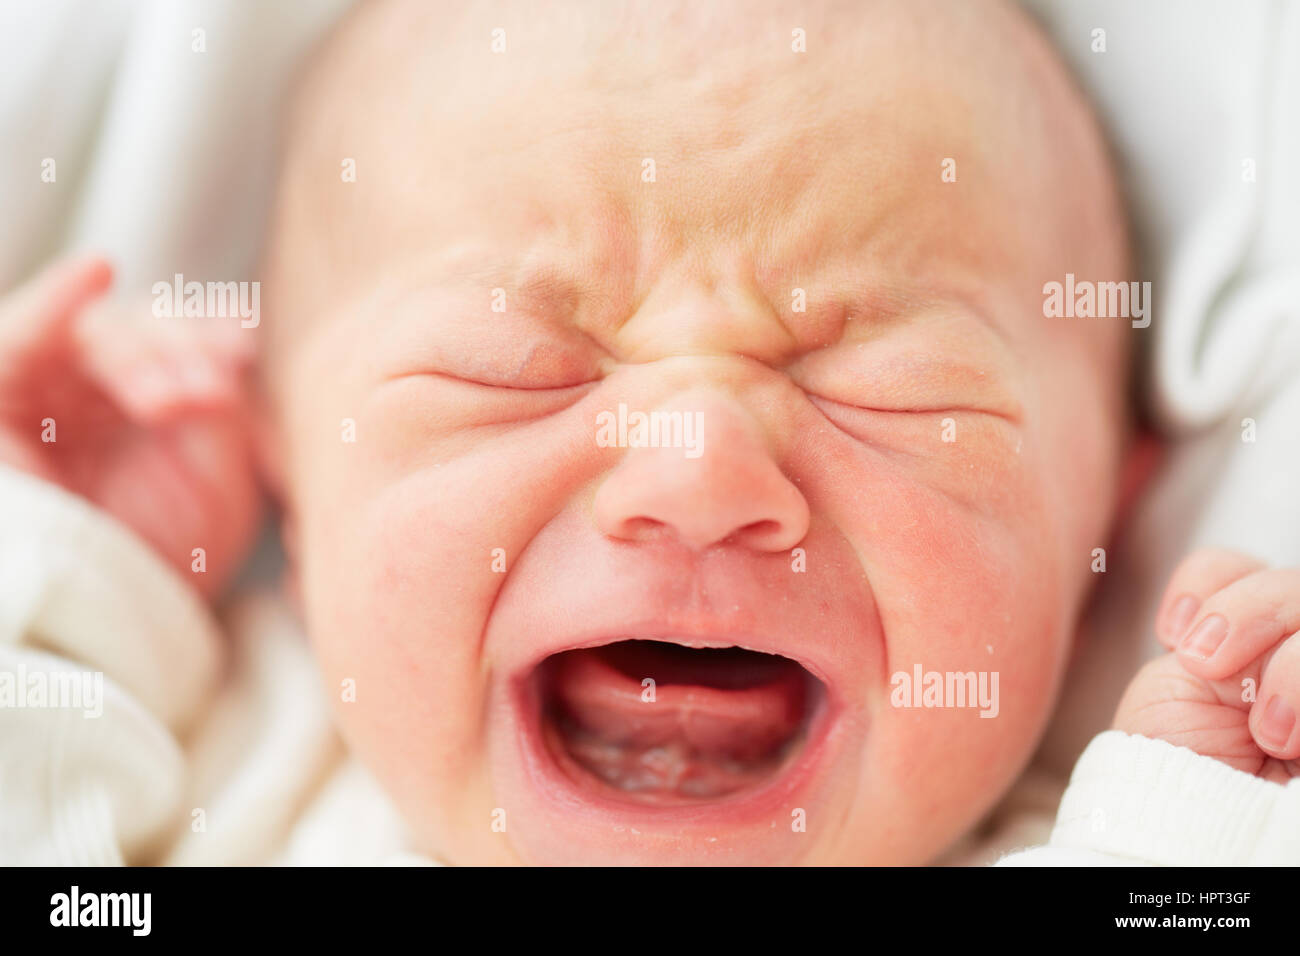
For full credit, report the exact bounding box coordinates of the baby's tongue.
[545,642,807,798]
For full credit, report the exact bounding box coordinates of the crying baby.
[4,0,1298,867]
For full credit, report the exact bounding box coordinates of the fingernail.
[1258,695,1296,752]
[1180,614,1228,660]
[1165,594,1200,640]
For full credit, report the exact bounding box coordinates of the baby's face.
[266,0,1130,864]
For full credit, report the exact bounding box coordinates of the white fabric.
[998,732,1300,866]
[0,464,419,865]
[0,0,351,293]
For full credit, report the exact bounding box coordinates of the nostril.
[733,519,782,544]
[592,438,810,551]
[617,516,668,541]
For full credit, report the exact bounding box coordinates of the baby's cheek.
[837,470,1067,860]
[292,478,505,836]
[881,524,1062,749]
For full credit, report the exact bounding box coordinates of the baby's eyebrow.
[411,249,620,326]
[365,252,623,367]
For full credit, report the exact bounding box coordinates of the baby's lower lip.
[515,638,837,814]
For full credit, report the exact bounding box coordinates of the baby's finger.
[1176,568,1300,680]
[89,342,239,427]
[79,310,244,423]
[150,320,251,394]
[1155,548,1266,649]
[1251,631,1300,760]
[0,256,113,359]
[192,318,256,370]
[121,354,241,423]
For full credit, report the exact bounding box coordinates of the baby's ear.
[1114,427,1164,530]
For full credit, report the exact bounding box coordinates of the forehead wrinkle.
[270,0,1127,392]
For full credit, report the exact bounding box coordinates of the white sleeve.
[0,465,223,864]
[995,730,1300,866]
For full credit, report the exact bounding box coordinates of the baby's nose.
[591,389,808,552]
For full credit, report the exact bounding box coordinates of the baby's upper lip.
[513,621,839,697]
[486,540,881,704]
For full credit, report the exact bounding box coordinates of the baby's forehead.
[308,0,1039,179]
[265,0,1127,365]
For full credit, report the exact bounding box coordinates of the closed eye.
[382,368,598,392]
[805,394,1023,459]
[373,332,604,392]
[368,370,598,429]
[806,392,1021,424]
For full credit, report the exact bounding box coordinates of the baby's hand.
[0,256,262,598]
[1114,548,1300,781]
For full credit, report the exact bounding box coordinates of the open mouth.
[531,639,827,804]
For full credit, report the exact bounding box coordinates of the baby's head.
[258,0,1134,864]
